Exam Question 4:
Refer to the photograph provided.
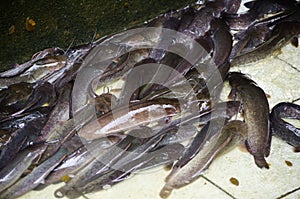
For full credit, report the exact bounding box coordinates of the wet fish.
[148,10,181,62]
[66,42,95,61]
[0,147,68,199]
[7,82,57,118]
[38,83,72,141]
[210,18,232,67]
[138,46,192,100]
[107,127,168,170]
[170,108,242,172]
[77,128,160,187]
[55,126,179,198]
[0,82,34,115]
[159,119,245,199]
[40,137,117,186]
[0,144,46,192]
[118,58,158,102]
[181,1,228,39]
[270,102,300,151]
[230,21,300,67]
[223,0,241,14]
[169,119,246,178]
[156,125,198,147]
[230,24,271,61]
[179,101,240,127]
[53,134,139,198]
[171,120,216,171]
[141,143,185,170]
[61,143,185,199]
[159,118,234,198]
[223,0,297,30]
[0,117,47,170]
[93,93,117,116]
[98,49,150,84]
[218,120,247,154]
[49,42,95,90]
[227,72,270,169]
[39,100,98,163]
[71,46,150,113]
[143,1,236,97]
[0,47,64,78]
[38,118,77,163]
[78,98,180,141]
[0,55,67,89]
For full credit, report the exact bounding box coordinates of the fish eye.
[165,116,171,124]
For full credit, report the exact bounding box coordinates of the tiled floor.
[21,36,300,199]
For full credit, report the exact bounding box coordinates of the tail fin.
[159,184,173,199]
[254,156,269,169]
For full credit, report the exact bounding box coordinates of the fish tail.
[294,146,300,153]
[159,184,173,199]
[254,156,269,169]
[244,140,269,169]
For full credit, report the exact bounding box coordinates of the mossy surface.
[0,0,195,72]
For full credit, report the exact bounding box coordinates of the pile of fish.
[0,0,300,198]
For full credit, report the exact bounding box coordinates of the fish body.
[39,83,72,141]
[0,82,34,114]
[210,18,232,67]
[0,147,67,199]
[231,21,300,67]
[66,143,185,199]
[223,0,297,30]
[270,102,300,150]
[160,118,233,198]
[0,55,67,89]
[41,137,116,186]
[230,24,271,61]
[0,144,46,192]
[54,134,138,198]
[78,98,180,141]
[0,47,64,78]
[227,72,270,168]
[0,117,47,170]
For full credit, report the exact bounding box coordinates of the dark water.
[0,0,195,72]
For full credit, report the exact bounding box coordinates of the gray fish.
[270,102,300,151]
[39,83,72,141]
[210,18,232,67]
[228,72,270,169]
[0,47,64,78]
[230,24,271,61]
[39,102,97,163]
[0,55,67,89]
[0,147,68,199]
[53,135,135,198]
[0,144,46,192]
[159,118,233,198]
[230,21,300,67]
[41,137,117,186]
[61,143,185,199]
[156,125,197,147]
[78,98,180,141]
[39,118,76,163]
[0,117,47,170]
